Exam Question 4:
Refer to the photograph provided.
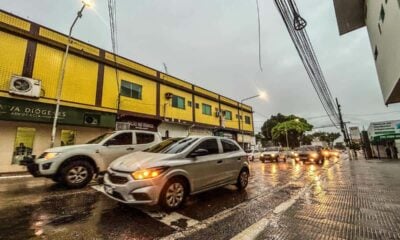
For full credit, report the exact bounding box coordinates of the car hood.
[44,144,98,153]
[110,152,176,172]
[263,151,279,155]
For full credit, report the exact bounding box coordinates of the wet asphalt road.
[1,156,400,240]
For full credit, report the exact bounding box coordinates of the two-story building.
[0,10,254,173]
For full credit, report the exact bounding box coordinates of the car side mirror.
[190,148,209,158]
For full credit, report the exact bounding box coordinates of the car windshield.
[298,146,319,151]
[86,133,113,144]
[265,147,280,151]
[144,137,198,154]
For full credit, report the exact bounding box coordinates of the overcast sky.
[2,0,400,134]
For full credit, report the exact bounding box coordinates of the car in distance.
[245,149,261,161]
[260,147,287,163]
[294,145,325,164]
[21,130,162,188]
[99,136,250,210]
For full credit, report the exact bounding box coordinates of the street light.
[285,118,299,149]
[239,91,267,149]
[50,1,93,147]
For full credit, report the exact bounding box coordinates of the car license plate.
[104,185,113,195]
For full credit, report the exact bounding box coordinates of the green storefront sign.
[0,97,116,128]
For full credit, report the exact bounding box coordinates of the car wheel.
[236,169,249,190]
[160,178,187,210]
[60,160,94,189]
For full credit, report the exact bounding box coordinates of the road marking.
[0,174,32,180]
[231,185,309,240]
[142,210,199,230]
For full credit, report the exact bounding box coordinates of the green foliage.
[270,119,313,148]
[261,113,312,144]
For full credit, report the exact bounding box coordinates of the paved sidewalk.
[256,158,400,239]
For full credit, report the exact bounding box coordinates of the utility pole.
[336,98,355,159]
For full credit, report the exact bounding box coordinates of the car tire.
[236,169,249,190]
[60,160,94,189]
[160,178,187,210]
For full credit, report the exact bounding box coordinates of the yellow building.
[0,10,254,173]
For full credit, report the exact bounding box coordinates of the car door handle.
[217,160,223,164]
[126,147,135,151]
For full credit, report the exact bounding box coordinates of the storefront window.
[61,130,76,146]
[12,127,35,165]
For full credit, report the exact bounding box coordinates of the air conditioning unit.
[84,114,100,126]
[165,92,173,99]
[9,75,41,98]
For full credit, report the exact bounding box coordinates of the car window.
[222,139,240,153]
[136,132,155,144]
[87,132,113,144]
[145,138,197,154]
[106,132,132,145]
[195,139,220,155]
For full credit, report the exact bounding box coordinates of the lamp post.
[239,91,267,149]
[50,0,93,147]
[284,118,299,149]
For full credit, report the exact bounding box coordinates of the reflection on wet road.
[0,156,368,240]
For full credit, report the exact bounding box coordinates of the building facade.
[0,10,254,173]
[333,0,400,104]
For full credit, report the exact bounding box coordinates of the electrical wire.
[255,0,263,72]
[274,0,340,128]
[107,0,121,111]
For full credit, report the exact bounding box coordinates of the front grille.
[111,191,125,201]
[108,174,129,184]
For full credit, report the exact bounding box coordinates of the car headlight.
[131,167,169,180]
[43,152,60,160]
[322,151,329,156]
[310,153,319,158]
[294,153,299,157]
[271,154,276,157]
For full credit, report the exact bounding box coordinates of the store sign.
[0,97,116,128]
[368,120,400,141]
[116,121,157,131]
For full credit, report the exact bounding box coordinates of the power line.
[255,0,263,72]
[107,0,120,113]
[274,0,340,128]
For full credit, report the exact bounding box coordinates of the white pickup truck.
[21,130,161,188]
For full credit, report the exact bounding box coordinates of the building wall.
[159,84,193,122]
[365,0,400,103]
[194,95,220,127]
[220,104,239,129]
[102,66,157,116]
[0,120,111,173]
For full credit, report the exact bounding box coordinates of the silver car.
[99,136,250,210]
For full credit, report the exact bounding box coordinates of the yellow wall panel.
[33,44,97,105]
[194,96,220,126]
[39,28,99,56]
[0,32,27,91]
[160,73,192,90]
[194,86,218,99]
[160,85,193,122]
[241,112,254,132]
[220,96,238,106]
[105,53,157,77]
[220,104,239,130]
[0,12,30,31]
[103,66,157,115]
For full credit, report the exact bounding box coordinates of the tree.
[311,132,341,147]
[271,119,313,148]
[261,113,312,145]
